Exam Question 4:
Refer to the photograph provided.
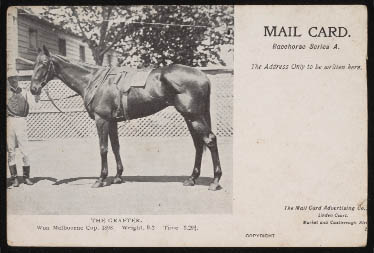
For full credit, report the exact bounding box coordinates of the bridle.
[34,57,78,113]
[37,58,56,88]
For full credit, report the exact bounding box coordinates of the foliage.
[39,5,233,67]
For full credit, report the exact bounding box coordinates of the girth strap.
[84,67,147,121]
[121,92,130,121]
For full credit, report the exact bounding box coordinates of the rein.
[40,90,79,102]
[44,84,80,113]
[39,59,79,113]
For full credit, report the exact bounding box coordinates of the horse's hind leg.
[186,115,222,191]
[183,118,204,186]
[109,121,124,184]
[92,114,110,188]
[204,131,222,191]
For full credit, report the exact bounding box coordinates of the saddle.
[84,66,153,120]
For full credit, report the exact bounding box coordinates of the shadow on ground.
[7,177,58,188]
[52,176,213,186]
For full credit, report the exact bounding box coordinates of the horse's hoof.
[91,181,104,188]
[102,181,110,187]
[183,178,195,186]
[208,183,221,191]
[112,177,123,184]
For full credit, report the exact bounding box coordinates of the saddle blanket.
[110,67,153,93]
[84,66,153,108]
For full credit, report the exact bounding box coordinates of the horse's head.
[30,45,56,95]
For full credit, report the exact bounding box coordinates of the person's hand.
[35,95,40,103]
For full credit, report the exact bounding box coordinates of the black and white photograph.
[7,5,234,215]
[6,5,368,247]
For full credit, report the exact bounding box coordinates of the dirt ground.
[7,137,232,215]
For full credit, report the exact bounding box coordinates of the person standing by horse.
[7,70,36,187]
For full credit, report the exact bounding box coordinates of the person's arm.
[25,87,39,111]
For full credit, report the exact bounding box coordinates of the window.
[29,29,38,49]
[79,45,85,62]
[58,38,66,56]
[107,54,112,66]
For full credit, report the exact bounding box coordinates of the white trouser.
[7,116,30,167]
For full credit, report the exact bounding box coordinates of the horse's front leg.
[109,121,124,184]
[92,114,110,188]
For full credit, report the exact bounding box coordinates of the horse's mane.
[53,54,99,72]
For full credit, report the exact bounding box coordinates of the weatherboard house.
[7,8,119,78]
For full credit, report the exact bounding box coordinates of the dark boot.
[23,166,34,185]
[9,165,20,187]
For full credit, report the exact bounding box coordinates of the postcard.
[6,5,367,246]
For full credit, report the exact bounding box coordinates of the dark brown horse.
[30,46,222,190]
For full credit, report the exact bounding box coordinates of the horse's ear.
[37,48,42,54]
[42,45,50,57]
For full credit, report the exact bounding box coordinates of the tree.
[39,5,234,67]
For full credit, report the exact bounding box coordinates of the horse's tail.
[161,64,212,128]
[201,78,213,153]
[205,78,212,129]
